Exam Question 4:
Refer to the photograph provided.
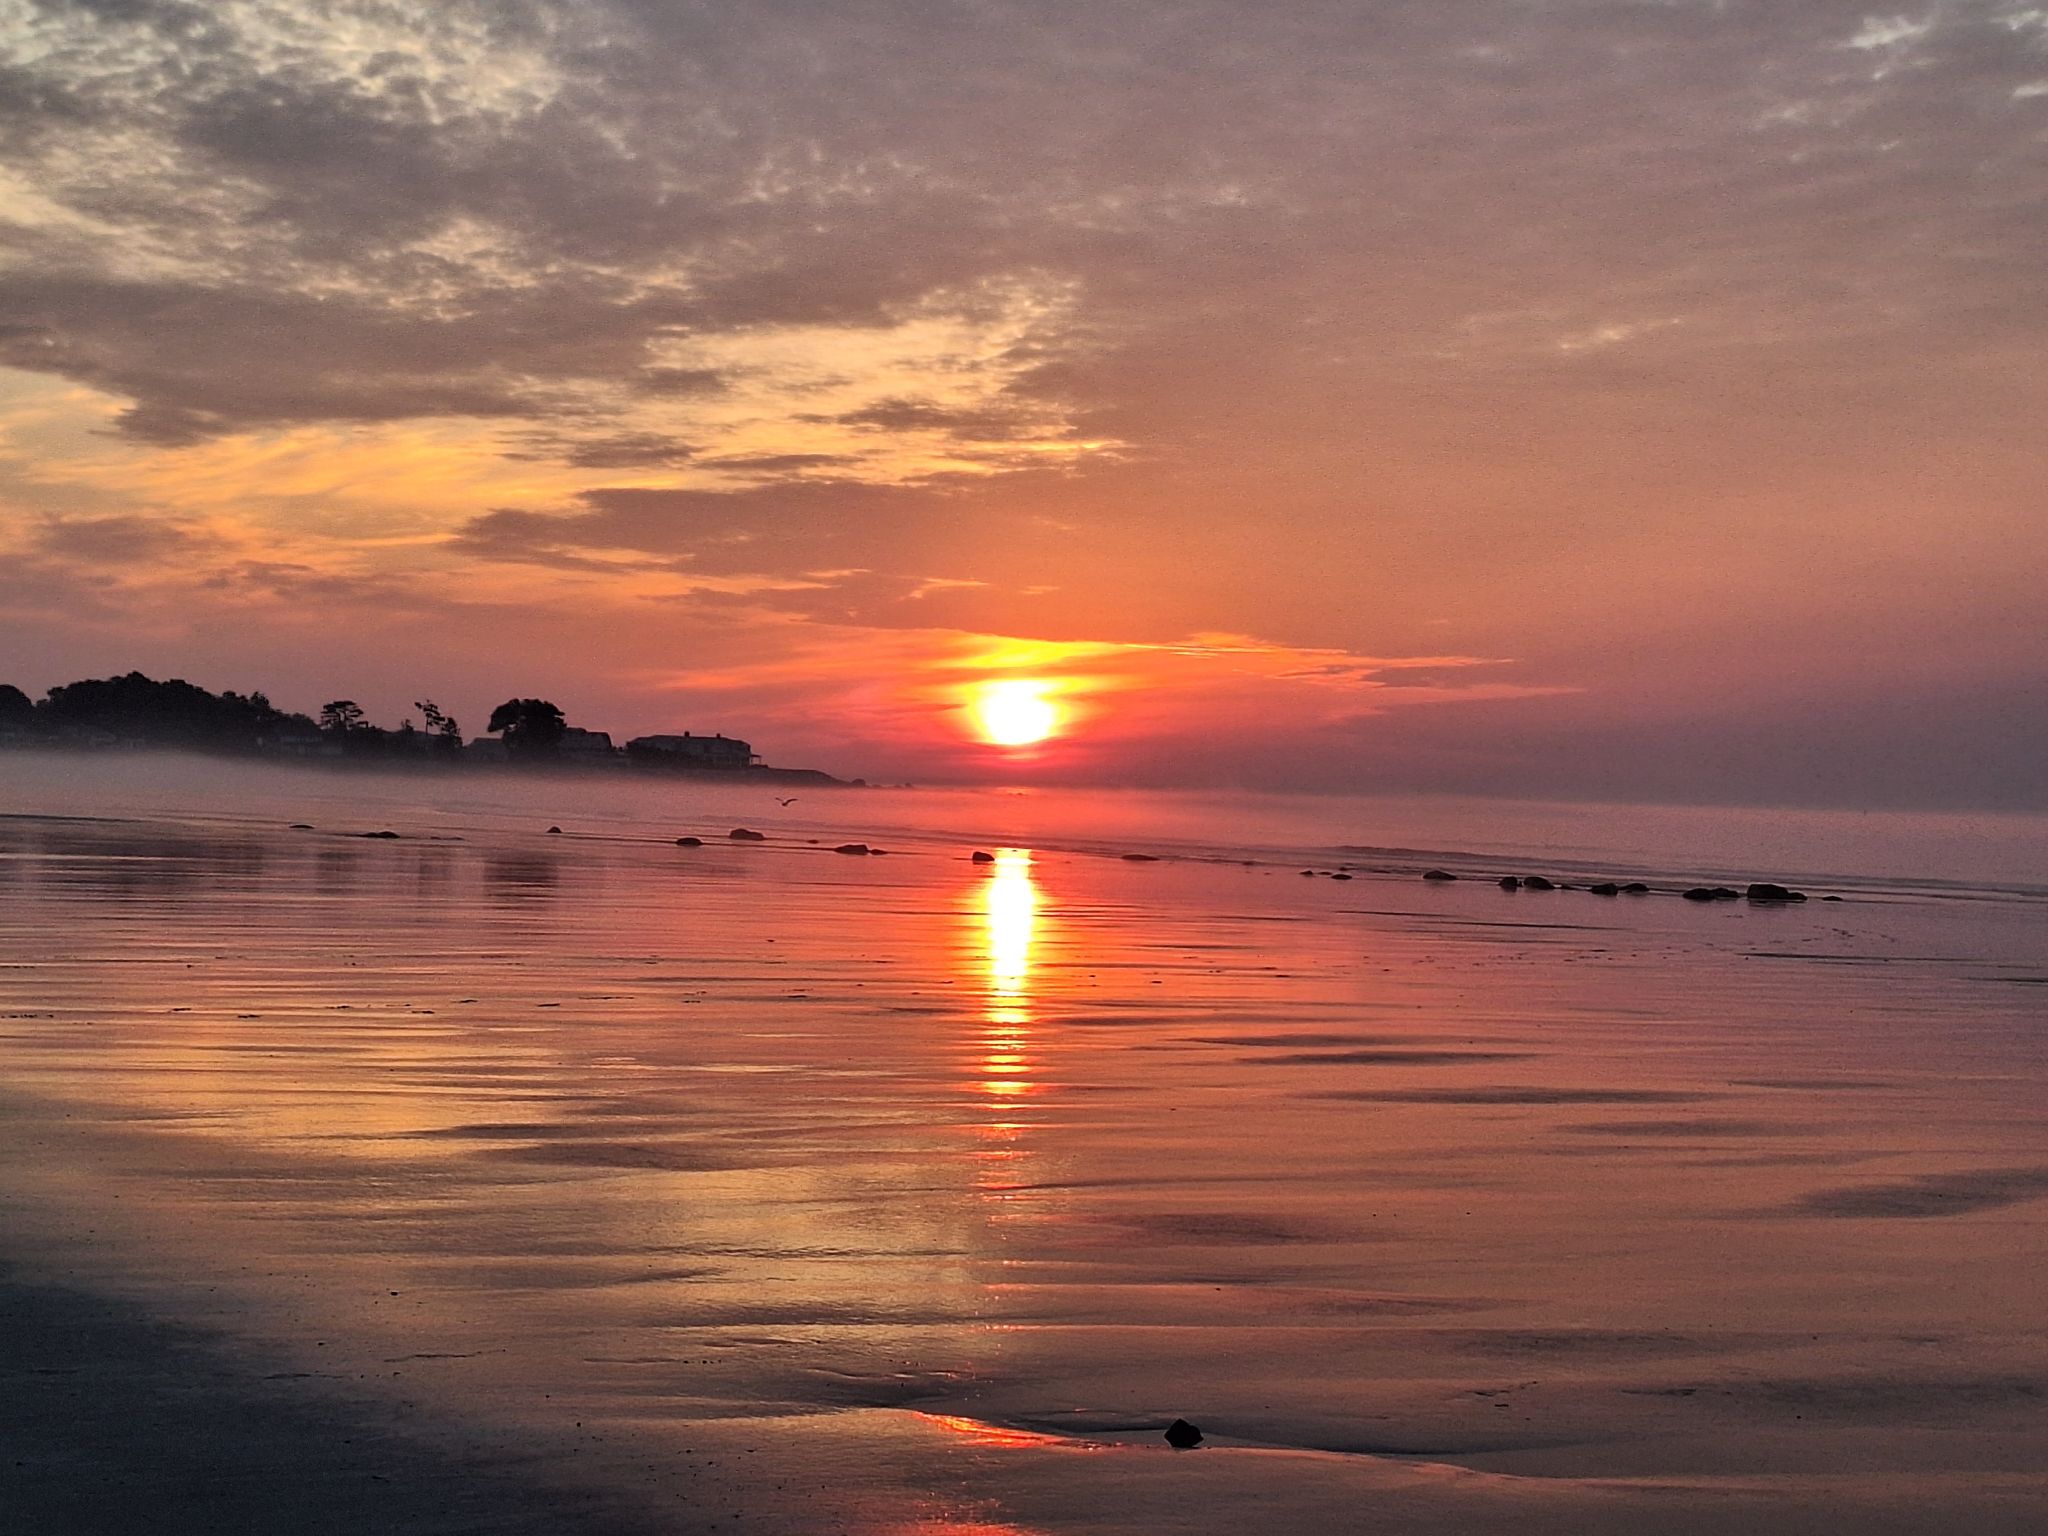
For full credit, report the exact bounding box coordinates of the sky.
[1,0,2043,806]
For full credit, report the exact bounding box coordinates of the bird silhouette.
[776,796,799,806]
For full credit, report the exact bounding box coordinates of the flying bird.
[776,796,799,806]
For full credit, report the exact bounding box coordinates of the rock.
[1746,882,1807,903]
[1121,853,1160,862]
[1682,886,1740,902]
[1821,894,1844,902]
[971,851,996,863]
[546,826,563,835]
[1331,872,1352,881]
[1499,876,1520,890]
[1164,1419,1204,1449]
[1520,875,1556,891]
[1620,882,1650,894]
[356,830,401,839]
[674,837,703,847]
[1301,870,1316,877]
[1422,869,1456,882]
[1588,882,1620,896]
[834,843,871,855]
[869,848,890,855]
[288,823,313,830]
[729,828,767,841]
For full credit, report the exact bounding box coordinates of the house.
[557,727,616,759]
[626,731,758,770]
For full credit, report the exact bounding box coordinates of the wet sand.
[1,800,2045,1532]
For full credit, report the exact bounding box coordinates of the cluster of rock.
[1417,869,1837,903]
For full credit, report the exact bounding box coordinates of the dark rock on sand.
[1747,882,1807,903]
[1331,872,1352,881]
[1520,875,1556,891]
[1499,876,1521,890]
[1621,882,1650,894]
[971,851,995,863]
[1821,894,1845,901]
[546,826,562,835]
[1122,853,1160,862]
[674,837,703,847]
[1301,870,1316,877]
[1422,869,1456,882]
[288,823,313,830]
[1164,1418,1204,1449]
[356,830,401,840]
[1588,882,1620,896]
[834,844,871,855]
[1683,886,1740,902]
[729,828,767,841]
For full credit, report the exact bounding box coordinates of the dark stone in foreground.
[1747,882,1807,903]
[728,828,767,841]
[546,826,562,835]
[1330,872,1352,881]
[1499,876,1520,890]
[288,822,313,830]
[1422,869,1456,882]
[834,843,871,855]
[356,830,401,839]
[1520,875,1556,891]
[971,850,995,862]
[1683,886,1741,902]
[1822,894,1845,901]
[1588,882,1620,896]
[1621,882,1650,893]
[674,836,703,847]
[1164,1418,1204,1449]
[1122,853,1160,862]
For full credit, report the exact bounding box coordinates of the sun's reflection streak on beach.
[970,848,1044,1204]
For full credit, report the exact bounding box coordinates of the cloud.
[4,0,2047,801]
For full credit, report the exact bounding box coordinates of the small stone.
[288,823,313,830]
[1121,853,1160,862]
[834,844,871,855]
[1499,876,1520,890]
[356,830,401,839]
[1331,872,1352,881]
[1164,1419,1204,1449]
[1588,882,1620,896]
[1683,886,1740,902]
[1422,869,1456,882]
[1620,882,1650,894]
[1520,875,1556,891]
[675,837,703,848]
[1821,894,1844,902]
[546,826,563,834]
[729,828,767,841]
[970,851,995,863]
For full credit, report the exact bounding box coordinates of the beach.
[2,759,2045,1533]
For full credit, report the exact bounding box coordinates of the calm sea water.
[2,752,2045,1533]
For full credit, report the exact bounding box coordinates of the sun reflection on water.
[971,848,1044,1192]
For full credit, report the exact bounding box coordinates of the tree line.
[0,672,578,762]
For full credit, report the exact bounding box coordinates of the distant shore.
[0,739,858,788]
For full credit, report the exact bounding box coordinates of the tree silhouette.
[415,698,464,753]
[319,700,366,737]
[487,698,566,755]
[0,684,33,727]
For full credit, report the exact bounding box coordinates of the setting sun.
[971,679,1061,747]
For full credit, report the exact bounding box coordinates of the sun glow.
[971,679,1061,746]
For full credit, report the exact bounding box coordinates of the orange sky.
[2,2,2044,805]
